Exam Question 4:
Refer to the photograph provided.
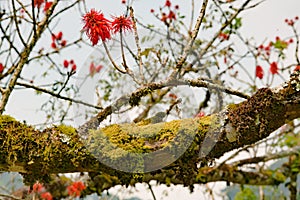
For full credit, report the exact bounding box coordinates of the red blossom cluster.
[257,35,293,57]
[159,0,179,23]
[82,9,133,45]
[67,181,86,197]
[0,63,4,74]
[63,59,76,72]
[257,43,271,56]
[89,62,103,77]
[285,16,299,26]
[33,0,53,12]
[31,182,53,200]
[51,31,67,49]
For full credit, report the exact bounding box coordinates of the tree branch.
[0,71,299,190]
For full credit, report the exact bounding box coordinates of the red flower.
[168,93,177,99]
[165,0,171,7]
[32,182,44,193]
[61,40,67,47]
[71,64,77,72]
[161,13,167,22]
[43,1,53,12]
[219,32,229,40]
[83,9,112,45]
[111,15,133,34]
[40,192,53,200]
[51,34,56,41]
[121,0,126,4]
[56,31,63,40]
[175,5,179,9]
[96,65,103,72]
[270,61,278,74]
[255,65,264,79]
[73,181,86,190]
[294,65,300,71]
[51,42,57,49]
[63,60,69,68]
[150,9,155,13]
[67,181,86,197]
[168,11,176,20]
[34,0,44,8]
[0,63,4,74]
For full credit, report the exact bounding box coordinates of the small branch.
[291,26,300,65]
[31,0,37,37]
[174,0,209,72]
[129,7,145,82]
[230,146,300,167]
[186,78,250,99]
[102,41,127,74]
[16,82,102,109]
[119,31,128,70]
[0,193,22,200]
[147,182,157,200]
[11,0,27,47]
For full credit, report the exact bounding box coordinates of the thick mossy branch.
[0,72,299,190]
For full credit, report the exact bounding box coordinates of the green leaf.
[141,48,153,58]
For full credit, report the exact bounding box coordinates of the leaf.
[140,48,153,58]
[273,40,288,50]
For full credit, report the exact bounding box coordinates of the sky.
[2,0,300,199]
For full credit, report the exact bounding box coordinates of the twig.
[147,182,157,200]
[16,82,102,109]
[102,41,127,74]
[174,0,209,72]
[0,193,22,200]
[129,7,145,82]
[11,0,27,46]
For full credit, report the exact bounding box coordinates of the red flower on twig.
[165,0,171,7]
[111,15,133,34]
[43,1,53,12]
[256,65,264,79]
[34,0,44,8]
[40,192,53,200]
[270,62,278,74]
[83,9,112,45]
[67,181,86,197]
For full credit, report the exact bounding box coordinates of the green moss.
[0,115,16,124]
[56,124,77,137]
